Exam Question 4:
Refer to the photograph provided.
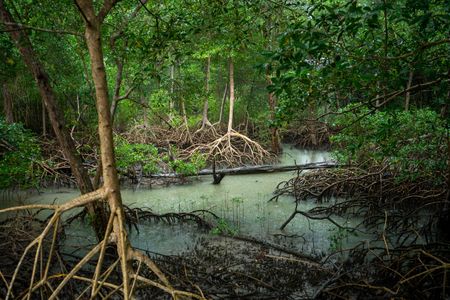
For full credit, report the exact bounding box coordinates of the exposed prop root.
[0,189,206,299]
[123,207,218,231]
[315,244,450,299]
[272,164,449,299]
[38,124,271,187]
[138,237,329,299]
[273,164,447,240]
[185,130,273,167]
[284,119,333,149]
[123,124,194,148]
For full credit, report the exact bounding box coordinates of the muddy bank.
[137,236,329,299]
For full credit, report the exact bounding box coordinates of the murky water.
[2,145,365,255]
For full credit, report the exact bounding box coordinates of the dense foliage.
[270,0,449,121]
[0,118,41,188]
[331,105,448,184]
[114,135,160,175]
[115,136,206,176]
[0,0,446,186]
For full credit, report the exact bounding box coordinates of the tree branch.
[315,75,449,121]
[98,0,120,22]
[384,39,450,61]
[0,21,82,36]
[116,86,135,101]
[73,0,94,24]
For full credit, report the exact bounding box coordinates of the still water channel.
[5,145,364,256]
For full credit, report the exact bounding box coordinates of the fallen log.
[147,161,339,178]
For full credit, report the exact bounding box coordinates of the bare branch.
[315,75,449,121]
[385,39,450,61]
[0,188,105,215]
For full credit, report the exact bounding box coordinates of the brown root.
[272,164,450,299]
[135,236,328,299]
[0,189,206,300]
[184,130,274,167]
[284,119,333,149]
[273,164,448,238]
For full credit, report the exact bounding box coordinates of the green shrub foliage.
[331,105,448,184]
[115,136,206,176]
[114,135,160,175]
[0,118,42,188]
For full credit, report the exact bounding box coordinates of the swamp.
[0,0,449,299]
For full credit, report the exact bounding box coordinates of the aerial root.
[0,189,206,299]
[272,164,449,299]
[273,164,447,236]
[185,130,273,167]
[284,119,333,149]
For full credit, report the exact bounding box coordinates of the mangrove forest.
[0,0,449,299]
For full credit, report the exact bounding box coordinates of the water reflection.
[11,145,359,256]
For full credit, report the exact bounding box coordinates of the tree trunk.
[180,96,191,142]
[42,101,47,136]
[2,82,14,123]
[75,1,138,294]
[170,64,175,112]
[84,22,123,209]
[218,82,228,124]
[142,96,149,127]
[0,0,107,239]
[110,57,123,120]
[150,161,338,179]
[405,68,414,111]
[201,56,212,128]
[108,2,147,123]
[227,57,235,133]
[382,0,389,106]
[308,104,318,146]
[265,66,281,154]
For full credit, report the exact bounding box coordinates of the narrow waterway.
[4,145,364,256]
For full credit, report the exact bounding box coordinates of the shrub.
[168,150,206,176]
[114,135,160,174]
[0,118,42,188]
[331,105,447,184]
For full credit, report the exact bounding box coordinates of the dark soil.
[136,236,329,299]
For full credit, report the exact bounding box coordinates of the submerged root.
[0,214,64,297]
[123,207,218,231]
[139,236,328,299]
[315,243,450,299]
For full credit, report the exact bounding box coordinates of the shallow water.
[4,145,365,255]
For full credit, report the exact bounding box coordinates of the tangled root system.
[272,164,450,299]
[185,130,273,167]
[284,119,333,149]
